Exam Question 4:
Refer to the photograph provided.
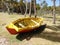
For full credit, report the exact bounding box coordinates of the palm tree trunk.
[24,0,28,17]
[2,0,10,14]
[5,2,10,14]
[59,0,60,6]
[29,0,31,17]
[34,0,37,18]
[52,0,56,24]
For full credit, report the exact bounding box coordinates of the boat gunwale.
[12,17,42,24]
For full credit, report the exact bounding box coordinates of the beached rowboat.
[6,17,43,35]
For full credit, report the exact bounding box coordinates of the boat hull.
[6,25,43,35]
[6,17,43,35]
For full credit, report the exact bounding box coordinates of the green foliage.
[40,0,48,11]
[47,6,53,11]
[36,4,40,10]
[19,0,24,6]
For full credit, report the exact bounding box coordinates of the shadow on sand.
[46,25,60,31]
[16,24,46,41]
[16,24,60,42]
[36,31,60,42]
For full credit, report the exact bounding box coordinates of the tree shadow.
[55,25,60,30]
[33,31,60,42]
[16,24,46,41]
[46,25,60,31]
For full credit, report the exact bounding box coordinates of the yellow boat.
[6,17,43,35]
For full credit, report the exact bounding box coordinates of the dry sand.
[0,12,60,45]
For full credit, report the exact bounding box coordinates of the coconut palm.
[29,0,32,17]
[59,0,60,7]
[1,0,10,13]
[34,0,37,18]
[24,0,28,17]
[51,0,56,24]
[19,0,25,14]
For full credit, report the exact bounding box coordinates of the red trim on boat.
[6,27,18,35]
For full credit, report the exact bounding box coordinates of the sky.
[36,0,59,6]
[18,0,59,6]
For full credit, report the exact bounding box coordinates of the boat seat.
[31,19,39,26]
[18,23,25,28]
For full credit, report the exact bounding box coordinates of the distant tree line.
[0,0,60,14]
[0,0,60,24]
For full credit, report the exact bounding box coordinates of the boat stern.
[6,23,18,35]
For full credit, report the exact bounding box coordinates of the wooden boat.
[6,17,43,35]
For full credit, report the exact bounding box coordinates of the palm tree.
[24,0,28,17]
[19,0,24,14]
[1,0,10,13]
[34,0,37,18]
[59,0,60,7]
[29,0,32,17]
[4,0,11,14]
[52,0,56,24]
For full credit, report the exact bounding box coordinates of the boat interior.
[14,18,42,28]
